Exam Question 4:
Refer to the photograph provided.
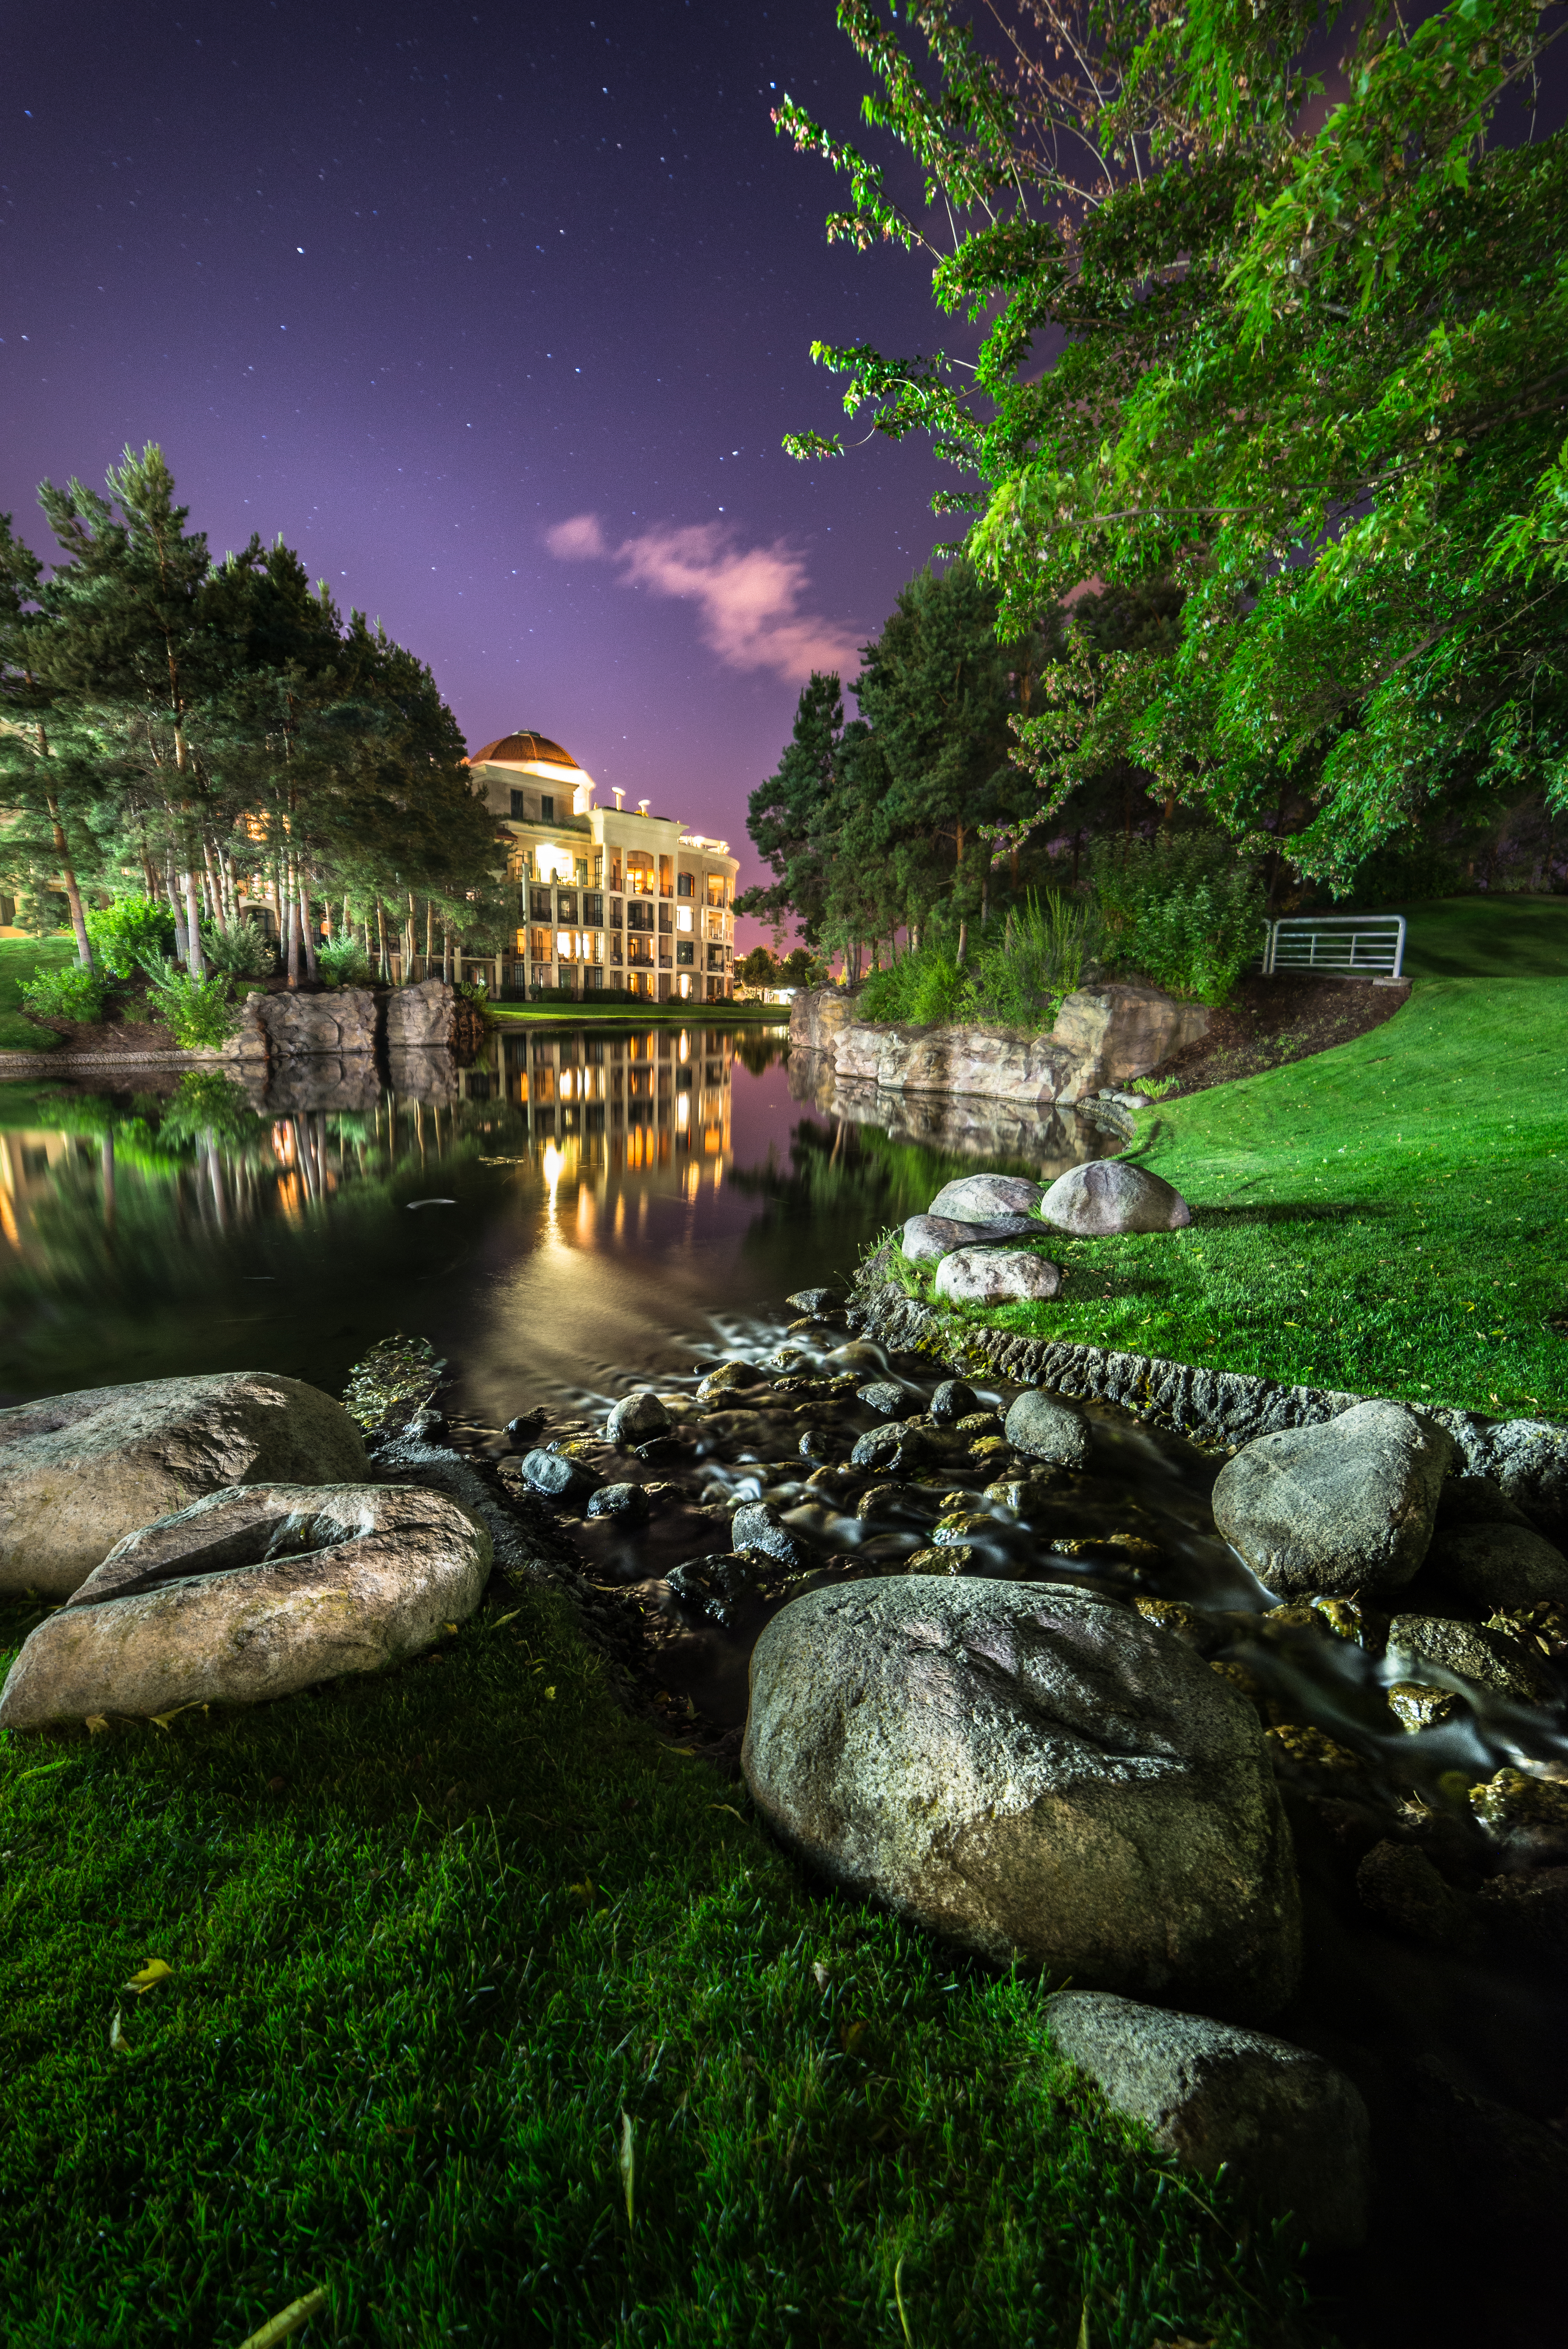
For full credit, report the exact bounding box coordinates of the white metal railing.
[1260,914,1406,979]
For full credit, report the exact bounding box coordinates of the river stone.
[1043,1990,1369,2249]
[1426,1521,1568,1612]
[1039,1160,1192,1236]
[902,1212,1038,1264]
[742,1579,1301,2018]
[586,1481,650,1524]
[856,1382,907,1417]
[731,1501,813,1572]
[934,1248,1063,1305]
[926,1173,1045,1222]
[0,1372,369,1599]
[1211,1399,1451,1598]
[1354,1840,1474,1950]
[667,1552,758,1627]
[1385,1612,1552,1706]
[850,1421,929,1474]
[0,1481,490,1730]
[696,1361,766,1404]
[605,1389,672,1446]
[1435,1473,1531,1531]
[786,1288,837,1316]
[520,1448,597,1502]
[929,1378,979,1426]
[1003,1390,1091,1470]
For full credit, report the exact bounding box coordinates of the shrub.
[1093,837,1267,1004]
[454,974,489,1005]
[142,960,242,1050]
[317,935,372,987]
[19,962,115,1025]
[857,945,968,1025]
[202,918,276,980]
[963,891,1096,1027]
[84,894,176,978]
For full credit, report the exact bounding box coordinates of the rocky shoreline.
[3,1176,1566,2313]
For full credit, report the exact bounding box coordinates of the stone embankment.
[0,976,476,1080]
[789,980,1210,1106]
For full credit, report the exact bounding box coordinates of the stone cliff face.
[788,982,1209,1105]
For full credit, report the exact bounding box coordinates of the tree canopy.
[776,0,1568,887]
[0,446,499,973]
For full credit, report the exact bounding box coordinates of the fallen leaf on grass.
[813,1962,831,1992]
[107,2007,128,2055]
[148,1703,202,1732]
[233,2285,329,2349]
[707,1804,745,1822]
[840,2019,870,2057]
[84,1716,110,1736]
[618,2109,635,2232]
[543,1685,557,1700]
[491,1609,521,1628]
[123,1959,173,1995]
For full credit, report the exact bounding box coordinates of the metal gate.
[1260,915,1406,979]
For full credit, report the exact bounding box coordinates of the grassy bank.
[0,938,77,1051]
[486,1000,783,1025]
[0,1582,1313,2348]
[888,975,1568,1420]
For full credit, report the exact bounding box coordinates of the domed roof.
[469,729,581,772]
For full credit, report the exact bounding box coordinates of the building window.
[540,794,555,820]
[658,854,674,897]
[556,889,577,924]
[610,935,623,963]
[706,873,727,907]
[677,872,694,898]
[707,943,725,970]
[583,892,603,928]
[530,887,552,921]
[609,852,623,892]
[510,789,528,818]
[675,904,692,933]
[529,928,551,962]
[587,967,603,991]
[658,901,673,932]
[629,934,654,966]
[626,899,654,933]
[676,939,694,966]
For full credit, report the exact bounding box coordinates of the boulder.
[788,987,859,1056]
[834,1021,1082,1106]
[262,1055,385,1116]
[934,1248,1062,1305]
[1044,1991,1369,2249]
[927,1174,1046,1223]
[605,1390,672,1446]
[1354,1839,1474,1949]
[385,1046,460,1105]
[1211,1399,1451,1598]
[0,1481,490,1729]
[383,978,461,1050]
[902,1212,1037,1264]
[519,1448,597,1502]
[1386,1612,1552,1707]
[786,1287,839,1316]
[0,1373,369,1599]
[929,1379,980,1426]
[742,1579,1301,2018]
[1003,1390,1091,1470]
[1446,1416,1568,1542]
[1047,984,1210,1093]
[1435,1473,1531,1531]
[1039,1159,1192,1236]
[254,988,378,1057]
[1426,1521,1568,1612]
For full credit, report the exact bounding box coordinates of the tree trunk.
[298,872,318,982]
[166,862,188,965]
[202,838,230,932]
[956,917,969,968]
[424,895,434,973]
[285,855,301,989]
[43,788,94,969]
[442,923,453,983]
[376,899,390,980]
[184,869,206,978]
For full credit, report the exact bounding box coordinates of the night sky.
[2,1,972,940]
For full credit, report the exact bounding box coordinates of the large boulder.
[934,1248,1062,1305]
[833,1022,1082,1106]
[1212,1399,1451,1598]
[1386,1612,1552,1707]
[0,1481,490,1729]
[384,978,460,1050]
[1043,1991,1370,2249]
[1003,1390,1091,1470]
[1039,1160,1192,1236]
[254,988,378,1057]
[927,1173,1046,1222]
[1047,984,1210,1092]
[742,1580,1301,2018]
[788,987,860,1056]
[0,1373,369,1599]
[902,1212,1038,1264]
[1426,1521,1568,1612]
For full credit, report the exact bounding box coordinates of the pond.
[0,1016,1104,1414]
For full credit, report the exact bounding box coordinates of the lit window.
[676,905,692,933]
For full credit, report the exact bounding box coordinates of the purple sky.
[2,1,975,944]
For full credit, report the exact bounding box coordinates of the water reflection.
[788,1048,1110,1176]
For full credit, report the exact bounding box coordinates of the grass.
[890,974,1568,1420]
[0,1584,1315,2349]
[0,937,80,1051]
[1376,893,1568,980]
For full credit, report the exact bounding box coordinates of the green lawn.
[1382,894,1568,980]
[896,974,1568,1420]
[0,1582,1312,2348]
[0,937,77,1050]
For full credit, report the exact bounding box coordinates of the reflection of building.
[466,731,739,1002]
[0,1130,77,1253]
[463,1021,732,1169]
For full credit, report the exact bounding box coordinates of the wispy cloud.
[546,512,859,681]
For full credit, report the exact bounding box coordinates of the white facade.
[467,731,739,1002]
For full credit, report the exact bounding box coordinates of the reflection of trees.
[729,1026,791,1078]
[0,1073,531,1401]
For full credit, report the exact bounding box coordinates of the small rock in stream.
[520,1449,599,1502]
[586,1481,651,1524]
[1355,1839,1474,1950]
[1003,1389,1091,1469]
[696,1361,767,1404]
[606,1390,672,1446]
[667,1553,759,1628]
[1385,1612,1552,1706]
[786,1287,839,1316]
[504,1408,548,1447]
[928,1378,979,1425]
[849,1421,929,1474]
[855,1381,907,1417]
[1427,1520,1568,1611]
[731,1501,814,1572]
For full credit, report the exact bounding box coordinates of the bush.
[317,936,372,987]
[18,962,115,1025]
[454,974,489,1005]
[202,918,276,980]
[963,891,1096,1027]
[857,946,968,1025]
[84,894,176,978]
[1093,837,1267,1004]
[142,960,242,1050]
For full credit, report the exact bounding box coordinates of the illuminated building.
[466,731,739,1002]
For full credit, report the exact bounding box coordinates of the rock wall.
[253,987,380,1057]
[788,982,1209,1106]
